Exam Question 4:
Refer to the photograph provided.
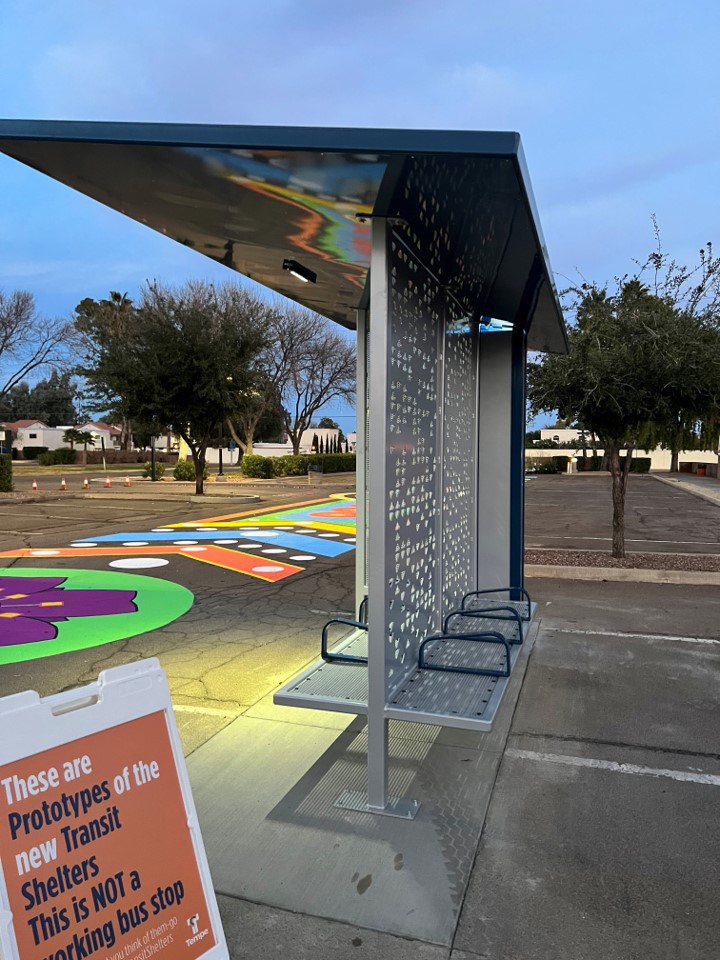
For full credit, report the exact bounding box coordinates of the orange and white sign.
[0,661,227,960]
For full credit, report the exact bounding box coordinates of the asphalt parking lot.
[1,477,719,958]
[525,472,720,553]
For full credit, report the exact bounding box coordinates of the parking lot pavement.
[0,493,358,758]
[453,575,720,960]
[525,474,720,553]
[2,489,719,956]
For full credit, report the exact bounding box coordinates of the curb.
[526,564,720,585]
[189,494,260,504]
[652,474,720,508]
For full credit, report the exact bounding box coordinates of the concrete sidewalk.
[184,577,720,959]
[653,469,720,506]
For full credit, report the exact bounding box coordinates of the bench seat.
[273,606,537,730]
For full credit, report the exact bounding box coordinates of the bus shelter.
[0,122,567,817]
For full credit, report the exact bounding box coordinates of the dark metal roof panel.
[0,120,566,352]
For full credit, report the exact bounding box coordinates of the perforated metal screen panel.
[441,307,478,612]
[384,236,441,687]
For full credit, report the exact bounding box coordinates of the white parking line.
[550,627,720,646]
[506,749,720,787]
[532,536,720,546]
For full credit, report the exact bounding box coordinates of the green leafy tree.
[529,268,720,558]
[0,371,76,425]
[318,416,346,444]
[76,282,268,494]
[74,292,136,449]
[0,381,31,421]
[28,370,77,426]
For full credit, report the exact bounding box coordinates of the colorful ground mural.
[0,569,193,664]
[0,495,357,581]
[0,497,357,662]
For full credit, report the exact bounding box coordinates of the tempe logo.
[186,915,208,946]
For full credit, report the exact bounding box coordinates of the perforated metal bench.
[275,587,535,731]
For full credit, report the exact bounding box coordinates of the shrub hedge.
[37,448,77,466]
[525,457,561,474]
[85,450,177,464]
[241,452,356,478]
[240,455,276,478]
[0,454,12,492]
[22,446,49,460]
[529,454,652,474]
[142,461,166,479]
[575,455,603,472]
[173,458,209,481]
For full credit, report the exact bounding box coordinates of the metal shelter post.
[476,333,513,587]
[366,218,390,812]
[510,321,528,591]
[354,307,368,616]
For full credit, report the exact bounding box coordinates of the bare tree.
[265,306,356,455]
[0,290,70,399]
[223,299,284,457]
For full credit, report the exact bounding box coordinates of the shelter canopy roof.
[0,121,566,352]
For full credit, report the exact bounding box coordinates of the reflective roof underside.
[0,121,566,352]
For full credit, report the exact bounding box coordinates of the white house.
[0,419,123,456]
[1,420,57,453]
[539,428,596,445]
[73,421,123,451]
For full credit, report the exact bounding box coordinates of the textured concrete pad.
[187,714,497,944]
[454,735,720,959]
[186,629,534,946]
[184,624,533,946]
[218,893,447,959]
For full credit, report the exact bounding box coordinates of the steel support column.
[354,307,368,615]
[509,322,527,591]
[366,218,391,812]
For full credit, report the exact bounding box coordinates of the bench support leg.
[334,714,420,819]
[335,714,420,820]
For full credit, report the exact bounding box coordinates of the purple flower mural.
[0,577,137,647]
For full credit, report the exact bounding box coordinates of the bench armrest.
[321,618,368,664]
[461,586,531,619]
[418,631,511,677]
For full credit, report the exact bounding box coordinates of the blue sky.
[1,1,719,429]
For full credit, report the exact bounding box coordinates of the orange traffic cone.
[32,480,38,492]
[60,477,67,491]
[123,476,131,487]
[104,476,111,488]
[82,477,90,490]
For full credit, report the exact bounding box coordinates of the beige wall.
[527,447,719,470]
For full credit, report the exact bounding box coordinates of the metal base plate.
[335,789,420,819]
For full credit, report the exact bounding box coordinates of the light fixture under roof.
[282,258,317,284]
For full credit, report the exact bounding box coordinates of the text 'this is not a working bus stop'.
[0,121,567,819]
